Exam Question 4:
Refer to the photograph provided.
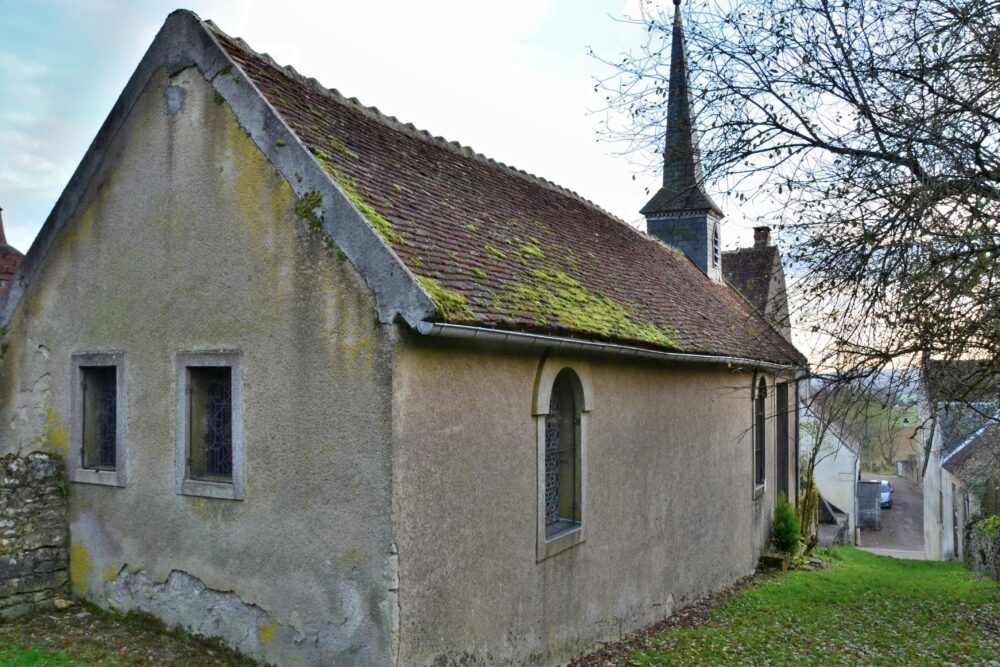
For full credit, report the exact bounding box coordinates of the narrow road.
[857,474,924,559]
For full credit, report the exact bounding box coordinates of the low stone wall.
[0,452,69,619]
[964,517,1000,581]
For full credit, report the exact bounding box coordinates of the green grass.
[630,548,999,666]
[0,646,113,666]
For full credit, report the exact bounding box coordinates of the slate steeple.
[642,0,724,283]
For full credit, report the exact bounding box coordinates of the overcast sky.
[0,0,775,256]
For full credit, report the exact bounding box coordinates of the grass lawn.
[0,603,256,666]
[628,548,999,666]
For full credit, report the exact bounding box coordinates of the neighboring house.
[0,208,24,299]
[919,360,999,561]
[721,226,801,503]
[799,385,861,544]
[0,8,806,667]
[722,226,792,342]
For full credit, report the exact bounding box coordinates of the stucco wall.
[923,449,974,562]
[391,335,786,666]
[799,416,859,540]
[0,66,397,666]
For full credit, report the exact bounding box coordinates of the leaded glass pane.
[82,366,116,470]
[544,388,562,526]
[544,370,581,536]
[755,379,767,485]
[189,367,233,480]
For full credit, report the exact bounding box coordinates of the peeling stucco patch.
[104,567,377,666]
[106,568,273,655]
[164,85,186,115]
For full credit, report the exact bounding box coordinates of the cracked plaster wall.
[0,64,398,666]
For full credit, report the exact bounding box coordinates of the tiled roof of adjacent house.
[213,26,806,366]
[941,421,998,477]
[722,246,777,317]
[0,208,24,298]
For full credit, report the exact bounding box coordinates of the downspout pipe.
[414,321,808,376]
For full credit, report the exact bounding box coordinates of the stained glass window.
[754,378,767,486]
[81,366,117,470]
[188,367,233,480]
[545,369,581,537]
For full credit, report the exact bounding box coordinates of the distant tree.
[594,0,1000,383]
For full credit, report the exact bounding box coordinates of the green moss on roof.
[309,148,404,245]
[495,268,680,349]
[484,244,506,259]
[327,135,359,160]
[416,276,475,322]
[519,239,545,260]
[471,268,487,280]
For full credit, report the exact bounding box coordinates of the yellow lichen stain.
[189,496,213,521]
[340,548,364,569]
[221,101,292,289]
[45,402,69,453]
[69,543,91,595]
[257,623,277,644]
[103,563,122,583]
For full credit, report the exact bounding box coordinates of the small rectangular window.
[81,366,117,470]
[71,351,126,488]
[187,367,233,481]
[176,352,243,500]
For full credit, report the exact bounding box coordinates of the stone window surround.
[175,351,245,501]
[70,351,127,488]
[533,356,594,561]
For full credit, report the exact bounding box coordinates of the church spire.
[641,0,721,217]
[641,0,724,283]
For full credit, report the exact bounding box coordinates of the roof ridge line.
[201,20,630,227]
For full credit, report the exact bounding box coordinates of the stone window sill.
[753,483,766,500]
[179,478,243,501]
[71,469,125,488]
[538,522,584,561]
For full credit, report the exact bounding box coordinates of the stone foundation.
[0,452,69,619]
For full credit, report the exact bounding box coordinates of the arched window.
[754,378,767,487]
[544,369,582,537]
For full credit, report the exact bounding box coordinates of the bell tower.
[641,0,724,283]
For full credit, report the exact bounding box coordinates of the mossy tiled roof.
[215,28,806,366]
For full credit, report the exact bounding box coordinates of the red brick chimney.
[0,206,25,299]
[753,226,771,249]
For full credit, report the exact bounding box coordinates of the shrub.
[974,515,1000,539]
[773,492,801,554]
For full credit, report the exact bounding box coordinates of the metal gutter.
[414,321,807,375]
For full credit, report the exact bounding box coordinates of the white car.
[880,480,893,509]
